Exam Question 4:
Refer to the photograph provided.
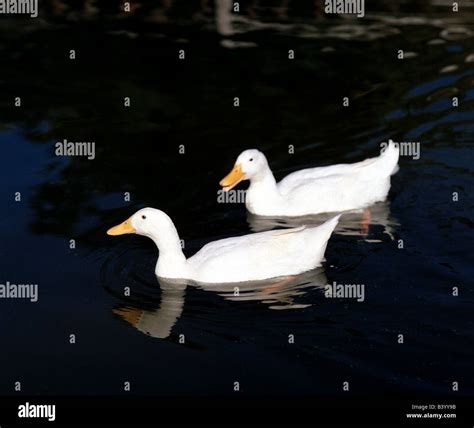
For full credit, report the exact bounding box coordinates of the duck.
[107,207,340,284]
[219,141,399,217]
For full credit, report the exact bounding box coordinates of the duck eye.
[249,158,253,162]
[142,215,146,220]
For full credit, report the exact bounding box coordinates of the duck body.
[107,208,339,284]
[220,142,400,217]
[186,216,339,283]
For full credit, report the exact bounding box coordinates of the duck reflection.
[113,268,327,339]
[113,281,187,339]
[247,201,399,241]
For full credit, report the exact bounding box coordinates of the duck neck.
[149,224,187,279]
[246,167,283,211]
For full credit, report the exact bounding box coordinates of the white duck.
[107,208,339,283]
[220,141,399,216]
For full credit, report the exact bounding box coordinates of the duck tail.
[306,214,340,263]
[318,214,341,239]
[381,139,400,176]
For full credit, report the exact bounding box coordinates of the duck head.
[220,149,269,191]
[107,207,175,241]
[107,207,186,279]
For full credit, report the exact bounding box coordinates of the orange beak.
[107,217,136,236]
[219,163,245,192]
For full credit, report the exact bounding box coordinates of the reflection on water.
[113,281,187,339]
[112,269,327,339]
[247,200,399,241]
[207,268,327,308]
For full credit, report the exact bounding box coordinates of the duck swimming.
[107,208,339,283]
[220,141,399,217]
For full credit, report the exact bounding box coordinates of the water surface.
[0,0,472,396]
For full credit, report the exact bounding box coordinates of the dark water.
[0,0,473,397]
